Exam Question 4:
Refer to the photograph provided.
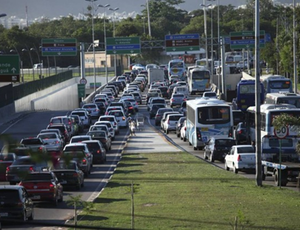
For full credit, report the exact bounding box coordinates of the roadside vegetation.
[76,150,300,229]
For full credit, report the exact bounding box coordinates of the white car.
[98,115,119,135]
[180,120,187,142]
[37,132,63,151]
[108,110,128,128]
[71,110,91,128]
[70,135,92,143]
[224,145,256,174]
[163,114,184,134]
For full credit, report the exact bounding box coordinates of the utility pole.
[293,0,298,93]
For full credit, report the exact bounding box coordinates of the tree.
[273,114,300,154]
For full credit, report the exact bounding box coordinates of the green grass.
[76,151,300,229]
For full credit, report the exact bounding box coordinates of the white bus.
[264,92,300,108]
[260,75,293,94]
[245,104,300,161]
[187,67,211,95]
[186,98,233,150]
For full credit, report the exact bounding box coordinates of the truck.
[148,68,166,86]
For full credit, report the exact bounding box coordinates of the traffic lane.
[148,117,300,192]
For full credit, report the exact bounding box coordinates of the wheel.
[193,146,197,150]
[177,132,180,138]
[166,129,169,134]
[28,208,34,221]
[180,135,183,140]
[274,170,288,186]
[189,142,192,146]
[58,192,63,202]
[233,166,238,174]
[204,151,207,160]
[225,162,229,171]
[209,153,214,163]
[183,137,186,142]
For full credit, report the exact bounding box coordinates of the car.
[108,110,128,128]
[70,110,91,128]
[98,115,119,135]
[179,101,187,116]
[46,124,70,143]
[234,122,248,144]
[105,105,126,116]
[120,98,139,112]
[173,86,189,97]
[83,140,107,164]
[19,137,48,154]
[39,128,65,145]
[86,130,112,151]
[170,93,187,108]
[70,114,84,133]
[163,113,184,134]
[51,160,84,190]
[37,132,64,151]
[122,100,136,115]
[0,185,34,221]
[19,171,63,205]
[147,97,166,111]
[149,103,166,119]
[82,103,101,119]
[6,156,50,185]
[203,91,218,99]
[49,116,74,137]
[204,137,236,163]
[63,143,93,176]
[224,145,256,174]
[93,101,107,116]
[158,86,169,98]
[146,92,159,104]
[70,135,92,143]
[93,121,116,140]
[176,117,186,138]
[160,111,180,130]
[110,101,128,115]
[233,110,245,127]
[0,153,17,181]
[131,91,143,105]
[154,108,173,126]
[93,96,110,107]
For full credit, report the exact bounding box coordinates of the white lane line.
[1,118,23,134]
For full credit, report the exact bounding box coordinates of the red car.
[19,171,63,205]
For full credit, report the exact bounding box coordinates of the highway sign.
[230,31,265,49]
[77,84,86,98]
[165,34,200,52]
[274,126,289,139]
[0,55,20,82]
[42,38,77,56]
[106,37,141,55]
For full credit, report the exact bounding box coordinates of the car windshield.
[54,162,76,170]
[24,173,52,181]
[0,190,19,201]
[64,146,85,151]
[237,147,255,153]
[215,139,236,146]
[38,133,57,139]
[12,158,35,165]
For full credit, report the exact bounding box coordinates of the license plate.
[60,180,67,184]
[32,195,40,199]
[201,127,208,131]
[0,213,8,217]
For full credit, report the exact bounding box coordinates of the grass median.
[77,151,300,229]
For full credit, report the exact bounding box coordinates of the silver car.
[37,132,63,151]
[82,103,100,118]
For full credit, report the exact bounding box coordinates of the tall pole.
[217,0,220,61]
[86,0,98,92]
[146,0,151,37]
[293,0,298,93]
[99,4,110,84]
[201,0,210,67]
[109,7,119,78]
[210,5,214,78]
[255,0,262,187]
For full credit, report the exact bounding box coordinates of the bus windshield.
[192,71,210,79]
[239,85,255,94]
[269,81,291,89]
[197,106,230,124]
[170,62,184,68]
[277,98,300,108]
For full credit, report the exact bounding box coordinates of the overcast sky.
[1,0,294,20]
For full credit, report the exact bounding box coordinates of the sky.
[1,0,294,21]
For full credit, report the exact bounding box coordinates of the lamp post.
[22,48,34,81]
[208,0,216,78]
[201,0,211,68]
[86,0,98,92]
[30,47,42,79]
[146,0,151,37]
[109,7,119,78]
[293,0,297,93]
[98,4,110,84]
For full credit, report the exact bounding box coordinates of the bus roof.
[260,75,290,81]
[247,103,297,113]
[187,98,229,108]
[265,92,300,98]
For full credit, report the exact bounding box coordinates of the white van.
[33,63,43,69]
[173,86,189,97]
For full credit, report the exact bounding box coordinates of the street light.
[98,3,110,84]
[30,47,42,79]
[22,48,34,81]
[201,0,211,68]
[208,0,216,77]
[86,0,98,92]
[109,7,119,78]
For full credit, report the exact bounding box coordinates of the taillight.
[29,166,34,171]
[38,147,43,152]
[171,99,174,102]
[97,150,101,154]
[49,183,55,189]
[122,117,126,120]
[129,106,133,109]
[82,159,87,164]
[19,182,23,186]
[196,129,202,140]
[73,173,78,177]
[238,130,242,134]
[237,155,241,162]
[6,167,10,172]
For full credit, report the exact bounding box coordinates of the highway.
[0,87,299,229]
